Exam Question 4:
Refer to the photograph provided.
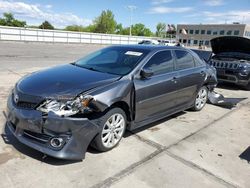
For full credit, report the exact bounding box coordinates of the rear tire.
[91,108,126,152]
[191,86,208,111]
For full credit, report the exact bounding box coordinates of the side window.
[175,50,195,70]
[194,56,205,67]
[144,51,174,75]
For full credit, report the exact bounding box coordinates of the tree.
[115,23,123,34]
[120,27,130,35]
[156,22,166,37]
[65,25,85,32]
[0,12,26,27]
[39,21,54,30]
[93,10,117,34]
[131,23,153,36]
[64,24,96,33]
[83,25,96,32]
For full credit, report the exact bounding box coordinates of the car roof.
[109,45,184,52]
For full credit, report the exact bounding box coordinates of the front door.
[134,50,179,123]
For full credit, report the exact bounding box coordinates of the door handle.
[171,76,178,83]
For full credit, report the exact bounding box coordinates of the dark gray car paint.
[211,36,250,55]
[6,45,217,160]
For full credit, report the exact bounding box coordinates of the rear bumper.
[6,95,100,160]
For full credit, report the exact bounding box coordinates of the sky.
[0,0,249,31]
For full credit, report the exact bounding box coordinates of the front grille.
[12,91,42,110]
[209,60,239,69]
[23,130,52,143]
[16,101,38,109]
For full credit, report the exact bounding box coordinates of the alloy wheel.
[195,88,208,110]
[101,113,125,148]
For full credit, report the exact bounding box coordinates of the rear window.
[174,50,195,70]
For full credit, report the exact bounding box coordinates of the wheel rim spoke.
[106,133,112,146]
[102,132,110,142]
[111,133,115,145]
[106,121,112,128]
[102,129,110,134]
[114,131,121,139]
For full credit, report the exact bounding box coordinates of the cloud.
[202,10,250,24]
[45,4,52,9]
[151,0,174,5]
[148,6,193,14]
[204,0,224,6]
[0,0,92,27]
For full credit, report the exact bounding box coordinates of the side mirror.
[140,69,154,79]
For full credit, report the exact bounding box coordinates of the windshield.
[75,47,149,75]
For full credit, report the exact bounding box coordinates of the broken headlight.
[36,95,93,117]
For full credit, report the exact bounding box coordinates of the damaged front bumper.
[6,95,100,160]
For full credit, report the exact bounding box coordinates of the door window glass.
[144,51,174,75]
[175,50,195,70]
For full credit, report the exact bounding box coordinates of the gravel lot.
[0,41,249,188]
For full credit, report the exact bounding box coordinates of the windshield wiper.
[84,66,100,72]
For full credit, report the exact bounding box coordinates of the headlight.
[37,95,93,117]
[238,64,247,69]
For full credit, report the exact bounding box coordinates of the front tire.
[91,108,126,152]
[192,86,208,111]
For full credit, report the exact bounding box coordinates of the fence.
[0,26,159,45]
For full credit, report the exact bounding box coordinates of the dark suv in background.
[208,36,250,90]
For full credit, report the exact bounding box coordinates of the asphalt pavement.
[0,41,249,188]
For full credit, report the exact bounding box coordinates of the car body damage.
[208,36,250,89]
[6,45,218,160]
[7,74,133,160]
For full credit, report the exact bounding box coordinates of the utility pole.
[126,5,136,36]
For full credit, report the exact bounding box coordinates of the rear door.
[173,50,206,108]
[134,50,179,123]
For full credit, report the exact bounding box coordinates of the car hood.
[211,36,250,55]
[17,64,121,99]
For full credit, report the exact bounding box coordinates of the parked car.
[138,39,159,45]
[208,36,250,90]
[6,45,217,160]
[158,40,176,46]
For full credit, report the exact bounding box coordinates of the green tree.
[156,22,166,37]
[131,23,152,36]
[93,10,117,34]
[115,23,123,34]
[120,27,130,35]
[65,25,85,32]
[0,12,26,27]
[65,24,96,33]
[83,25,96,32]
[39,21,54,30]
